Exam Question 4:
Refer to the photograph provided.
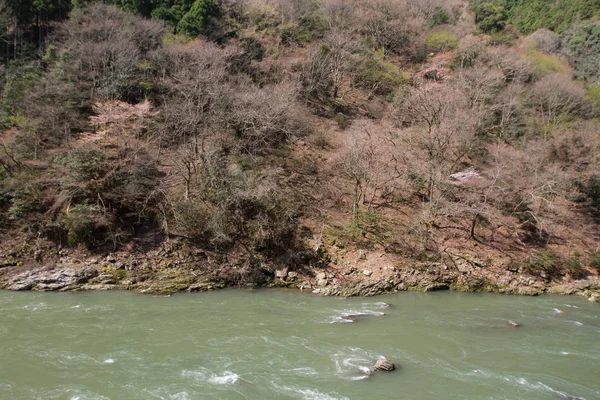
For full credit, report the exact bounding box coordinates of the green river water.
[0,289,598,400]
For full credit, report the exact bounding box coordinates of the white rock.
[275,269,288,279]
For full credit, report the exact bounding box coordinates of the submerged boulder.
[373,357,395,372]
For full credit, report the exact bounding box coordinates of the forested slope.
[1,0,600,293]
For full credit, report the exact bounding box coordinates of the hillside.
[1,0,600,298]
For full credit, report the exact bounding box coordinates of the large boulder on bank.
[373,357,395,372]
[4,267,98,291]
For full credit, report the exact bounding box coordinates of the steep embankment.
[1,241,600,301]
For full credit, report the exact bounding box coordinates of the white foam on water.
[182,368,240,385]
[272,382,349,400]
[38,350,97,367]
[560,352,570,355]
[553,308,563,314]
[570,321,585,326]
[281,367,319,377]
[510,376,586,399]
[564,304,580,309]
[467,368,494,378]
[328,309,385,324]
[61,387,110,400]
[169,392,190,400]
[331,347,378,380]
[326,301,389,324]
[23,302,47,312]
[294,388,349,400]
[182,368,204,377]
[208,371,239,385]
[364,302,391,309]
[74,305,115,313]
[103,359,115,364]
[328,315,354,324]
[350,366,372,381]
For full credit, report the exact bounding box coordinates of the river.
[0,289,598,399]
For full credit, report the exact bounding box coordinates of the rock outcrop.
[4,267,98,291]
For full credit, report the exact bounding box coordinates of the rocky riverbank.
[1,244,599,302]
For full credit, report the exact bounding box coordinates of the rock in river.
[373,357,395,372]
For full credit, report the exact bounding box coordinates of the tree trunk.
[470,213,480,242]
[353,179,361,227]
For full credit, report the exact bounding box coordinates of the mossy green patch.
[526,49,565,79]
[426,31,459,53]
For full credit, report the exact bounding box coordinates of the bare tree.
[64,4,165,100]
[491,82,525,139]
[228,82,307,152]
[392,84,479,230]
[526,28,560,54]
[454,35,487,69]
[488,47,531,83]
[325,30,358,98]
[338,121,404,227]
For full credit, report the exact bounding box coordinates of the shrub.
[238,35,265,61]
[353,51,407,95]
[102,148,163,218]
[0,63,39,129]
[280,14,326,45]
[333,113,350,129]
[565,254,587,279]
[488,29,517,46]
[8,183,44,221]
[430,6,450,27]
[587,84,600,112]
[301,44,333,99]
[576,175,600,213]
[589,251,600,273]
[526,50,565,80]
[61,149,105,182]
[525,249,561,278]
[60,204,101,246]
[426,31,458,53]
[55,146,161,241]
[173,201,215,243]
[57,148,106,201]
